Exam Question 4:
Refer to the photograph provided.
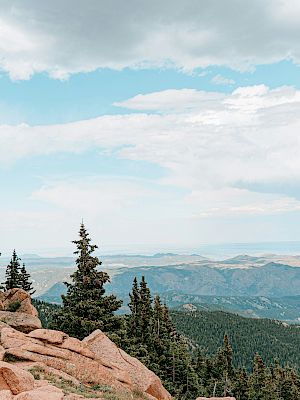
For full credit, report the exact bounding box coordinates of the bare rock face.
[0,323,172,400]
[0,313,41,334]
[0,361,34,395]
[27,329,67,345]
[0,290,41,334]
[14,383,65,400]
[83,329,172,400]
[0,290,38,318]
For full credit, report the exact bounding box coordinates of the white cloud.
[1,85,300,191]
[31,178,153,216]
[211,74,235,86]
[2,84,300,222]
[0,1,300,79]
[114,89,225,112]
[186,188,300,218]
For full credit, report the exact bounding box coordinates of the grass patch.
[28,366,112,398]
[28,367,147,400]
[3,353,23,363]
[6,300,21,312]
[102,388,148,400]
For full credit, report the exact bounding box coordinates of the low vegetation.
[28,365,149,400]
[6,300,21,312]
[29,365,110,398]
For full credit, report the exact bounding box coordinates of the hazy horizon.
[2,240,300,259]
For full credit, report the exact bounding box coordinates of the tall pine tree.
[139,276,153,343]
[3,250,21,290]
[127,277,141,338]
[19,263,35,295]
[50,223,122,339]
[125,277,201,399]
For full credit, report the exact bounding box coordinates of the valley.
[2,252,300,323]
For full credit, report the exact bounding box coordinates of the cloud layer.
[0,0,300,79]
[2,84,300,222]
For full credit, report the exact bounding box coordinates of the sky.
[2,0,300,255]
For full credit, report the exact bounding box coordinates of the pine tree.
[222,334,234,396]
[281,367,300,400]
[50,223,122,339]
[223,334,233,378]
[233,368,248,400]
[19,263,35,295]
[126,277,201,399]
[139,276,153,343]
[248,353,272,400]
[3,250,21,290]
[127,277,141,338]
[125,276,153,364]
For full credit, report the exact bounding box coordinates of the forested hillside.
[171,310,300,370]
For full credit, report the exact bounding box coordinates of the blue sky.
[2,61,300,125]
[2,0,300,255]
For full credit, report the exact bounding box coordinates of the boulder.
[59,337,95,359]
[0,322,171,400]
[0,312,41,334]
[4,329,132,390]
[28,329,67,345]
[83,329,172,400]
[0,289,38,317]
[0,361,34,394]
[14,384,64,400]
[1,327,28,349]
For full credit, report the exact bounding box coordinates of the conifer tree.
[126,277,200,399]
[233,368,248,400]
[248,353,270,400]
[221,334,234,396]
[50,223,122,339]
[139,276,153,342]
[19,263,35,295]
[280,367,300,400]
[127,277,141,338]
[223,334,233,378]
[3,250,21,290]
[125,276,153,364]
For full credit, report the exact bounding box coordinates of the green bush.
[6,300,21,312]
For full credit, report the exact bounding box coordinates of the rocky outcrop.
[0,290,41,334]
[0,324,171,399]
[0,313,41,334]
[1,327,130,389]
[0,289,171,399]
[0,362,69,399]
[0,289,38,318]
[0,361,35,394]
[83,329,172,400]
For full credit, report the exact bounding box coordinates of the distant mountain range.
[28,252,300,322]
[104,261,300,298]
